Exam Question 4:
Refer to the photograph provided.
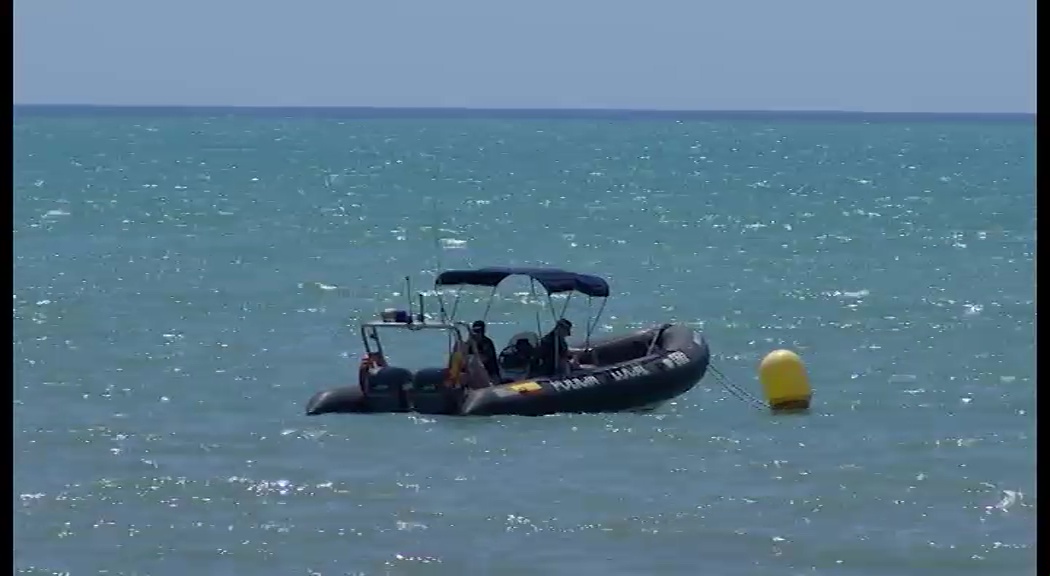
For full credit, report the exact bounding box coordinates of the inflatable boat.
[305,267,711,417]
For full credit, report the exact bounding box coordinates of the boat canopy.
[435,267,610,298]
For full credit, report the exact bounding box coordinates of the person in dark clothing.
[533,318,575,377]
[500,337,535,372]
[468,320,501,381]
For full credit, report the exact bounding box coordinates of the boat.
[304,267,711,417]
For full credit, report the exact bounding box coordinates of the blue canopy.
[435,267,610,298]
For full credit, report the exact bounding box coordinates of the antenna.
[405,275,413,323]
[430,197,445,272]
[429,197,451,323]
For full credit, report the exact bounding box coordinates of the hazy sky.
[14,0,1036,112]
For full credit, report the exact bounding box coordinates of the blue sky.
[14,0,1036,112]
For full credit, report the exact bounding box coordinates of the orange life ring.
[358,353,384,389]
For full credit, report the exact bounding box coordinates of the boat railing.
[358,319,473,364]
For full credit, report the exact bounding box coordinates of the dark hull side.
[305,324,710,417]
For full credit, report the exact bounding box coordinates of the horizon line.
[12,103,1035,122]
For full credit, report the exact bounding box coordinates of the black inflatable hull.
[305,324,710,417]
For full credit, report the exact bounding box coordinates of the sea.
[13,106,1037,576]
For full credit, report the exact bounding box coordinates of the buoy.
[759,349,812,413]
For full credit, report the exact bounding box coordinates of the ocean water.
[14,108,1036,575]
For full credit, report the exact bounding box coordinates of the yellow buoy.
[759,349,812,413]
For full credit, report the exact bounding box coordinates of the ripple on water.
[14,115,1034,575]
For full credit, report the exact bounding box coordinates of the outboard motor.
[363,366,413,412]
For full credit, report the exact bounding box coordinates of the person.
[500,337,535,372]
[533,318,576,377]
[468,320,501,381]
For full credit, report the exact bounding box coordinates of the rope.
[709,362,768,410]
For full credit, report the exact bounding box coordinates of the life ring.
[358,353,384,390]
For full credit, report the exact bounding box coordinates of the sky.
[13,0,1037,113]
